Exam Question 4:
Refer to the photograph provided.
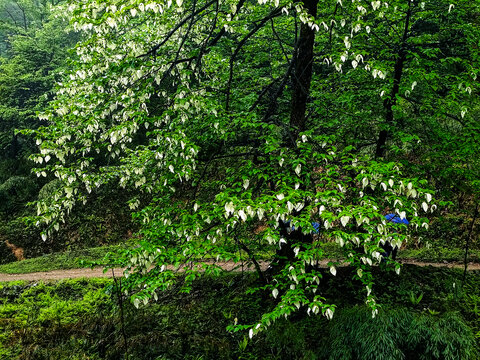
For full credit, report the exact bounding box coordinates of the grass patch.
[0,245,123,274]
[398,247,480,263]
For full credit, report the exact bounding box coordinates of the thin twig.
[112,269,129,360]
[463,203,478,284]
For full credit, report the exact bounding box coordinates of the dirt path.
[0,261,269,282]
[1,260,480,282]
[0,268,124,282]
[400,259,480,270]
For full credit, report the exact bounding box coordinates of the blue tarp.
[385,213,409,225]
[289,221,320,234]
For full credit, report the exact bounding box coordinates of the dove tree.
[24,0,478,336]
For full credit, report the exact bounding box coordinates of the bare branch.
[138,0,216,58]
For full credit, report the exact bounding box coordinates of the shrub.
[319,307,476,360]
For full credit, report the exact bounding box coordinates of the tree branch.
[138,0,216,58]
[225,8,282,111]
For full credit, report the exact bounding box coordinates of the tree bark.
[290,0,318,136]
[375,0,412,158]
[267,0,318,279]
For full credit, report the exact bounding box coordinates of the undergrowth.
[0,266,479,359]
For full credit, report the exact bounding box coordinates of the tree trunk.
[375,0,412,158]
[267,0,318,278]
[290,0,318,136]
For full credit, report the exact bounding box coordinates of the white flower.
[294,247,300,257]
[224,202,234,215]
[272,288,279,298]
[238,209,247,222]
[295,164,302,176]
[325,308,334,320]
[422,202,428,212]
[362,177,369,188]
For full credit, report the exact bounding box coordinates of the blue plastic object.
[385,213,409,225]
[290,221,320,234]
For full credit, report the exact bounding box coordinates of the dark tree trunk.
[290,0,318,136]
[266,221,314,277]
[267,0,318,279]
[375,0,412,158]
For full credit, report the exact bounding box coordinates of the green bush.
[426,214,471,250]
[37,179,63,201]
[319,307,476,360]
[0,176,38,214]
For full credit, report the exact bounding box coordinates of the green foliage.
[0,0,116,260]
[409,291,424,306]
[0,278,112,360]
[0,175,38,213]
[0,0,75,171]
